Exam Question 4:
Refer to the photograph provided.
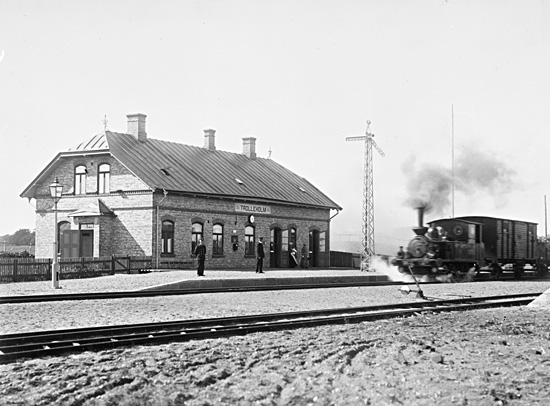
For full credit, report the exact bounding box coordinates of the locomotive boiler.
[392,207,549,280]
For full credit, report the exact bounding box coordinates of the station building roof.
[21,127,342,211]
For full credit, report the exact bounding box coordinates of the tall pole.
[451,104,455,218]
[49,177,63,289]
[52,201,60,289]
[346,121,385,271]
[156,189,168,269]
[362,129,374,267]
[545,194,548,238]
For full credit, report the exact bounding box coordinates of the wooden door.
[61,230,80,258]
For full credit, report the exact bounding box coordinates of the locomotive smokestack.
[413,206,429,236]
[417,206,424,227]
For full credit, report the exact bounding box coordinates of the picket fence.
[0,256,153,283]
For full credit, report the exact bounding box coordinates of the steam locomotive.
[391,208,550,280]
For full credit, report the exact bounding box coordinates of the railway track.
[0,292,541,364]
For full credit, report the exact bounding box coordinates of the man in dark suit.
[194,238,206,276]
[256,237,265,273]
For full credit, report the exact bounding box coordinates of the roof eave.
[155,188,342,210]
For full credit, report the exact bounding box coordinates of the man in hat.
[256,237,265,273]
[194,238,207,276]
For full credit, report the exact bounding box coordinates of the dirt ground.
[2,306,550,406]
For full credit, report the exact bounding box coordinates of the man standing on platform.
[194,238,206,276]
[256,237,265,273]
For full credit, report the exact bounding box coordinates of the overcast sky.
[1,0,549,252]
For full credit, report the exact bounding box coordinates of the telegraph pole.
[545,194,548,239]
[346,121,385,271]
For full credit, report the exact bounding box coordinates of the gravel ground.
[1,273,550,406]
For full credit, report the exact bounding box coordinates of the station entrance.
[309,229,319,267]
[270,227,282,268]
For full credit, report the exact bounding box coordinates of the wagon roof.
[431,216,537,226]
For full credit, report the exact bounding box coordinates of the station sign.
[235,203,271,215]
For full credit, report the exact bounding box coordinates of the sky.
[0,0,549,254]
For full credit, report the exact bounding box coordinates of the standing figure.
[194,238,206,276]
[256,237,265,273]
[300,243,309,269]
[290,244,298,268]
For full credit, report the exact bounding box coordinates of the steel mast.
[346,120,385,271]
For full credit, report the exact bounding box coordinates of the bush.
[0,250,35,258]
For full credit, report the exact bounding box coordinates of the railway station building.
[21,113,342,269]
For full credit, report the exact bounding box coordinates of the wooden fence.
[329,251,357,268]
[0,256,152,283]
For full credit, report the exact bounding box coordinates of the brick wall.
[32,153,334,268]
[152,193,331,269]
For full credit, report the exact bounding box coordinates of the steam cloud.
[402,145,516,216]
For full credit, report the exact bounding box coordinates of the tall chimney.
[203,129,216,151]
[413,206,429,236]
[127,113,147,142]
[242,137,257,160]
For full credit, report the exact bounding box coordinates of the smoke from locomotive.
[401,145,517,216]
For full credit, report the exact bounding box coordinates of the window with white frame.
[75,165,87,195]
[162,220,174,254]
[212,223,224,255]
[98,163,110,194]
[245,225,255,256]
[191,222,203,254]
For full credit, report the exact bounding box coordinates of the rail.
[0,293,540,364]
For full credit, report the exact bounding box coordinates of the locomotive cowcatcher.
[391,207,549,280]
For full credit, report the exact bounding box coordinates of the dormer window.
[98,163,110,194]
[75,165,87,195]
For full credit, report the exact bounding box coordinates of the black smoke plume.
[402,145,516,216]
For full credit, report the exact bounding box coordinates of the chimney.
[413,206,429,236]
[242,137,257,160]
[127,113,147,142]
[203,129,216,151]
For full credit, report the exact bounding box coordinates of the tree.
[0,229,35,246]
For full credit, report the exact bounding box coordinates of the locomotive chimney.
[413,206,429,236]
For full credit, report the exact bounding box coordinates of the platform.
[139,269,389,291]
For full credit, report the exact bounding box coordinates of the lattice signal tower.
[346,121,385,270]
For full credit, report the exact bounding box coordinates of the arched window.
[212,223,224,256]
[98,163,110,194]
[74,165,87,195]
[191,223,203,254]
[245,225,255,256]
[161,221,174,254]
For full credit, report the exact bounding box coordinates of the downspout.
[156,189,168,269]
[328,208,340,268]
